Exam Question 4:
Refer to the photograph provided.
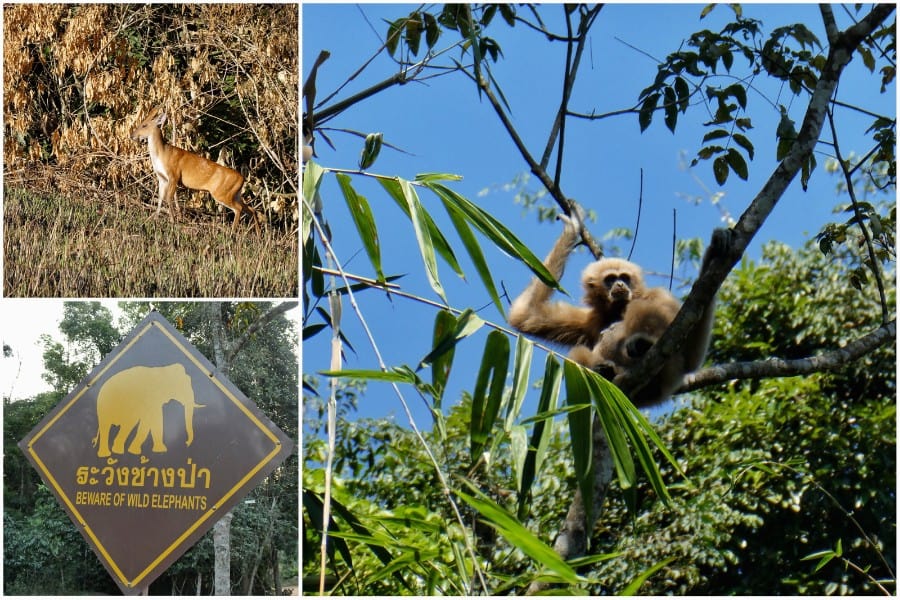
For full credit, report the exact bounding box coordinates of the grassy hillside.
[4,186,298,297]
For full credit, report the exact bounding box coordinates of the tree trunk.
[272,546,281,594]
[206,302,233,596]
[213,511,233,595]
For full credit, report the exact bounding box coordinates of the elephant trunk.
[183,399,204,447]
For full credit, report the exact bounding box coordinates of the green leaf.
[379,178,448,302]
[725,148,749,180]
[427,310,458,407]
[585,370,675,504]
[456,485,581,585]
[419,307,484,376]
[442,195,505,315]
[702,129,730,143]
[713,155,729,185]
[470,331,510,462]
[358,132,383,170]
[725,83,747,109]
[518,352,562,520]
[639,92,660,132]
[320,367,416,384]
[301,160,325,244]
[424,12,440,49]
[336,173,385,283]
[405,13,422,55]
[664,86,678,132]
[564,360,595,525]
[801,153,817,191]
[415,172,464,183]
[581,368,636,494]
[732,133,755,160]
[385,18,403,57]
[505,335,534,431]
[424,182,558,289]
[619,557,676,595]
[673,76,691,112]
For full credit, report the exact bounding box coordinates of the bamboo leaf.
[587,371,669,504]
[470,331,510,463]
[583,368,636,493]
[336,173,385,283]
[419,308,484,371]
[563,360,595,525]
[427,310,457,407]
[320,367,416,384]
[505,335,534,431]
[442,198,505,316]
[456,486,580,585]
[380,178,448,302]
[518,352,562,520]
[425,181,558,289]
[301,160,325,244]
[618,557,676,595]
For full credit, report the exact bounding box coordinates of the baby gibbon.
[509,215,645,348]
[570,229,729,407]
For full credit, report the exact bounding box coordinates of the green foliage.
[303,168,557,329]
[634,10,872,188]
[304,234,895,594]
[4,486,116,595]
[586,237,895,594]
[385,5,513,63]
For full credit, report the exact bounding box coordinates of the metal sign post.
[19,311,294,595]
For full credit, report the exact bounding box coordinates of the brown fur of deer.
[130,107,258,231]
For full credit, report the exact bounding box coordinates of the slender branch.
[477,76,604,259]
[551,7,575,187]
[541,5,603,172]
[826,108,890,324]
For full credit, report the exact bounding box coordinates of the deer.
[130,107,259,232]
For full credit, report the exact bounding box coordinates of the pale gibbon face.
[582,258,644,309]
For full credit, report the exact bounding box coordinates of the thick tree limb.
[615,3,895,405]
[681,320,896,391]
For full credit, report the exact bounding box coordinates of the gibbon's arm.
[508,218,599,347]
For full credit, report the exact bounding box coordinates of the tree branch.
[826,108,891,324]
[615,3,895,401]
[226,301,299,365]
[681,320,896,391]
[477,75,604,259]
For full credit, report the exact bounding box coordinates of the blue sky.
[302,4,895,429]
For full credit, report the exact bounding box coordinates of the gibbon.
[570,229,729,407]
[509,214,646,348]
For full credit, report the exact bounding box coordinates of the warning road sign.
[19,311,294,594]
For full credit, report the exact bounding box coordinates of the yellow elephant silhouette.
[92,364,204,459]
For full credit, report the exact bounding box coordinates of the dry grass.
[4,186,298,297]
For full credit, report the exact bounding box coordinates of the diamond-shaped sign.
[19,311,293,594]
